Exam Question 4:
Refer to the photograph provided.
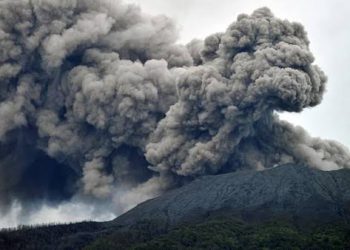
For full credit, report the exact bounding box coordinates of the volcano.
[1,164,349,249]
[113,164,350,228]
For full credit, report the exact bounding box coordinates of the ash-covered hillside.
[1,164,350,249]
[114,164,350,228]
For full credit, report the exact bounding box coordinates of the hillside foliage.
[1,216,349,250]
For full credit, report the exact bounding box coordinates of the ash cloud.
[0,0,349,226]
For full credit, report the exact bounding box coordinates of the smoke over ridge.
[0,0,349,226]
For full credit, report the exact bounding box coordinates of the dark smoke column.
[0,0,192,213]
[0,0,349,222]
[146,8,350,177]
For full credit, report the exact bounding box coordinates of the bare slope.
[114,164,350,227]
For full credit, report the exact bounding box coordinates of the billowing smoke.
[0,0,349,226]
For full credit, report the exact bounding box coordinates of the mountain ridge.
[1,164,350,249]
[113,164,350,228]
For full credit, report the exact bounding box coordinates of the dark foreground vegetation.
[1,216,349,250]
[86,218,350,250]
[0,221,108,250]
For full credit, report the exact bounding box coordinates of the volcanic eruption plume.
[0,0,349,225]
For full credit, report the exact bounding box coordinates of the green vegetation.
[0,221,106,250]
[1,217,349,249]
[86,218,350,250]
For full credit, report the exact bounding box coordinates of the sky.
[125,0,350,148]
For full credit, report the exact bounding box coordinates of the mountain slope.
[2,164,350,249]
[113,164,350,228]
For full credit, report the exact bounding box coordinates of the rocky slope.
[2,164,350,249]
[113,164,350,228]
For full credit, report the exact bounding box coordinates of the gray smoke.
[0,0,349,226]
[145,8,350,176]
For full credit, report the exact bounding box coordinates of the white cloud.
[0,201,116,229]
